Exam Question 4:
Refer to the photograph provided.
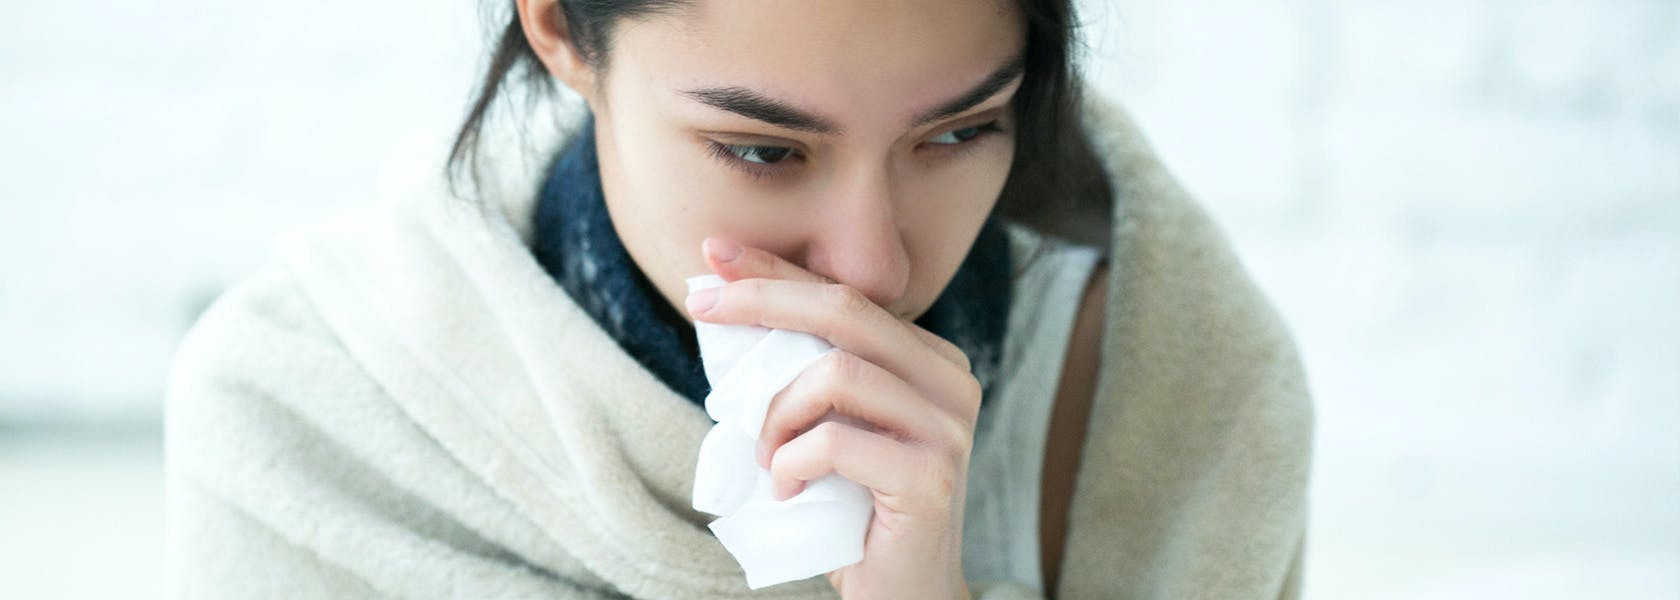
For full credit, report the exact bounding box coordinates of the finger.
[690,278,973,404]
[755,350,967,469]
[903,322,982,424]
[769,421,953,505]
[702,237,836,285]
[905,321,972,373]
[702,237,970,372]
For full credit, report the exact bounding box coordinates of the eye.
[719,143,794,164]
[927,121,1003,146]
[704,141,801,182]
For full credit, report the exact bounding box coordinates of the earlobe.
[515,0,597,98]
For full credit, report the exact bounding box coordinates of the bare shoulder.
[1038,259,1108,594]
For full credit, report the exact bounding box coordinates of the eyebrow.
[679,54,1025,137]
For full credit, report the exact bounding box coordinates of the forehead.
[613,0,1024,126]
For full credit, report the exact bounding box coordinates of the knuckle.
[955,375,983,420]
[965,374,983,403]
[917,324,970,371]
[825,283,872,317]
[802,356,843,411]
[744,248,773,273]
[768,450,795,479]
[740,277,771,298]
[761,389,797,440]
[810,421,846,455]
[951,346,973,372]
[739,278,776,321]
[938,414,975,455]
[821,351,868,387]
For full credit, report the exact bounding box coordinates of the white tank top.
[960,219,1104,592]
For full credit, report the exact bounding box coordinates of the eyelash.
[703,120,1006,183]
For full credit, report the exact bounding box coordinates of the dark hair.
[448,0,1114,248]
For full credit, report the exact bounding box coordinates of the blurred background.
[1,0,1675,597]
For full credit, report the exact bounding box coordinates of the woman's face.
[564,0,1024,323]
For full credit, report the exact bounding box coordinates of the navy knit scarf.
[531,115,1012,408]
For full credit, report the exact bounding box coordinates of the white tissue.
[686,274,875,589]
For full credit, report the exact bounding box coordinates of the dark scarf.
[530,115,1012,408]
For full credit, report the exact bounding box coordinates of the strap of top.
[961,219,1104,592]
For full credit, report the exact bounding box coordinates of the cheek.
[597,119,730,312]
[633,126,817,246]
[600,118,808,309]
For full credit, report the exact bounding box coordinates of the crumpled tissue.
[686,274,875,589]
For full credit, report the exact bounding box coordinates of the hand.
[684,237,978,600]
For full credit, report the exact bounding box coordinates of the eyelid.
[921,104,1010,135]
[924,106,1009,138]
[698,129,811,153]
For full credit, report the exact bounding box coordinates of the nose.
[801,167,911,312]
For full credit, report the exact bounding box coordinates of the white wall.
[0,0,482,419]
[1078,1,1679,597]
[2,0,1676,597]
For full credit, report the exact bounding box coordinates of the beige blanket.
[163,86,1312,598]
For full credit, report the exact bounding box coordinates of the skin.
[517,0,1103,596]
[1040,261,1104,595]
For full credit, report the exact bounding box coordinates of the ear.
[516,0,598,102]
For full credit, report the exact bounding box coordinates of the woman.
[164,0,1312,598]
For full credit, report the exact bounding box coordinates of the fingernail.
[685,288,718,315]
[755,440,769,469]
[705,238,742,262]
